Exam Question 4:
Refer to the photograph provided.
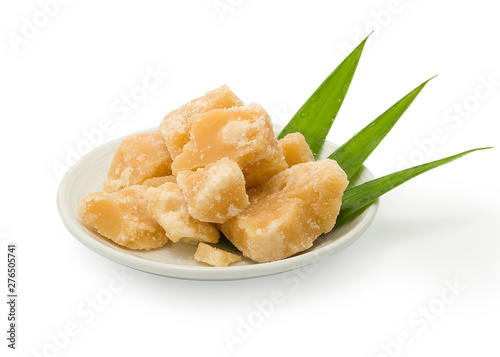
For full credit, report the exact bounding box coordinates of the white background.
[1,0,499,356]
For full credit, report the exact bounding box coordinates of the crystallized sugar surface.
[279,132,314,167]
[77,185,168,250]
[194,242,242,267]
[141,175,176,187]
[159,85,244,159]
[177,158,249,223]
[103,132,172,193]
[146,182,220,244]
[171,103,288,187]
[220,159,349,263]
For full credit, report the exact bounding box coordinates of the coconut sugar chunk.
[220,159,349,263]
[194,243,242,267]
[103,132,173,193]
[241,151,289,188]
[77,185,168,250]
[141,175,176,188]
[177,158,249,224]
[279,132,314,167]
[146,182,220,245]
[171,103,288,187]
[159,85,244,159]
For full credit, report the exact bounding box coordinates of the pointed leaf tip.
[337,147,492,224]
[277,34,370,158]
[329,77,434,180]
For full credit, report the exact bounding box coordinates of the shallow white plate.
[57,127,378,280]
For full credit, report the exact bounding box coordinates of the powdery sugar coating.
[159,85,244,159]
[177,158,249,223]
[146,182,220,245]
[220,159,349,263]
[194,242,242,267]
[279,132,314,167]
[77,185,168,250]
[103,132,172,193]
[171,103,288,187]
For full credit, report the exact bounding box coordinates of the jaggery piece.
[77,185,168,250]
[103,132,172,193]
[159,85,244,159]
[177,158,249,224]
[220,159,349,263]
[141,175,176,187]
[279,132,314,167]
[194,243,242,267]
[241,152,288,189]
[171,103,288,187]
[146,182,220,245]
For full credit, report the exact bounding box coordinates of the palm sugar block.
[194,242,242,267]
[104,132,172,193]
[159,85,244,159]
[77,185,168,250]
[220,159,349,263]
[171,103,288,187]
[279,132,314,167]
[141,175,176,188]
[146,182,220,245]
[177,158,249,223]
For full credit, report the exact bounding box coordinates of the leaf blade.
[277,34,370,158]
[329,76,436,180]
[337,147,492,223]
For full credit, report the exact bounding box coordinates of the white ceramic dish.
[57,127,378,280]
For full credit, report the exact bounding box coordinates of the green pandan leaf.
[337,147,492,223]
[329,76,436,180]
[277,34,370,158]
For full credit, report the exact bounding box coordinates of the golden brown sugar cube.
[220,159,349,263]
[177,158,249,224]
[279,132,314,167]
[241,151,288,188]
[171,103,288,187]
[159,85,244,159]
[146,182,220,244]
[141,175,176,188]
[103,132,173,193]
[194,243,242,267]
[77,185,168,250]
